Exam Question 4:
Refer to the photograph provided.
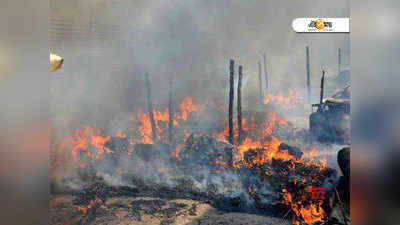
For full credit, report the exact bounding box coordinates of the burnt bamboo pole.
[237,65,243,145]
[318,70,325,112]
[228,59,235,145]
[306,45,311,103]
[263,53,268,91]
[320,70,325,104]
[258,61,263,104]
[168,77,174,144]
[144,73,158,143]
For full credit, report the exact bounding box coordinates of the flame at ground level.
[54,95,334,225]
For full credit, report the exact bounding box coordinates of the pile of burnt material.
[60,134,348,224]
[178,134,237,169]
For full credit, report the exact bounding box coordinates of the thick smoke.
[50,0,350,204]
[51,0,349,134]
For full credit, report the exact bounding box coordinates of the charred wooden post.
[144,73,158,143]
[338,48,342,74]
[263,53,268,91]
[237,65,243,144]
[306,46,311,103]
[318,70,325,112]
[258,61,263,104]
[228,59,235,145]
[168,77,174,144]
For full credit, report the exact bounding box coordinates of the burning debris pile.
[51,107,345,225]
[51,61,349,225]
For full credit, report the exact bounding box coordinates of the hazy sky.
[50,0,349,134]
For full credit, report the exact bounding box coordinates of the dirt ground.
[50,195,290,225]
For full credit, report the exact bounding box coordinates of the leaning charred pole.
[228,59,235,145]
[168,77,174,144]
[258,61,263,104]
[144,73,158,143]
[263,53,268,91]
[306,46,311,103]
[237,65,243,145]
[318,70,325,112]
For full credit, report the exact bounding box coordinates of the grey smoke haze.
[50,0,349,137]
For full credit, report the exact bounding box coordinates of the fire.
[216,122,230,143]
[282,189,326,225]
[263,90,298,110]
[264,111,288,137]
[114,131,126,138]
[54,94,334,225]
[170,143,184,160]
[136,96,198,144]
[237,137,262,158]
[178,96,197,121]
[302,148,328,169]
[319,157,327,169]
[77,206,88,214]
[236,135,302,167]
[137,108,174,144]
[217,110,291,144]
[77,198,103,215]
[137,110,155,144]
[60,125,113,160]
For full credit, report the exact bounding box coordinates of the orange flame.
[282,189,326,225]
[61,125,113,160]
[263,91,298,110]
[178,96,197,121]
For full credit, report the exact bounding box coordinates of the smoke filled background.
[4,0,400,224]
[48,0,350,201]
[47,2,353,224]
[48,1,352,223]
[0,0,358,225]
[50,0,349,137]
[352,0,400,224]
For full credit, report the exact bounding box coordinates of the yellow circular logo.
[315,18,325,30]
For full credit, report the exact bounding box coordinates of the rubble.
[278,143,303,159]
[179,134,237,168]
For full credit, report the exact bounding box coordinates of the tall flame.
[178,96,197,121]
[59,125,114,163]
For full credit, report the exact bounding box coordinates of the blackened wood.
[228,59,235,144]
[318,70,325,112]
[306,46,311,103]
[144,73,158,142]
[320,70,325,105]
[168,77,174,144]
[258,61,263,104]
[237,65,243,144]
[263,53,268,91]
